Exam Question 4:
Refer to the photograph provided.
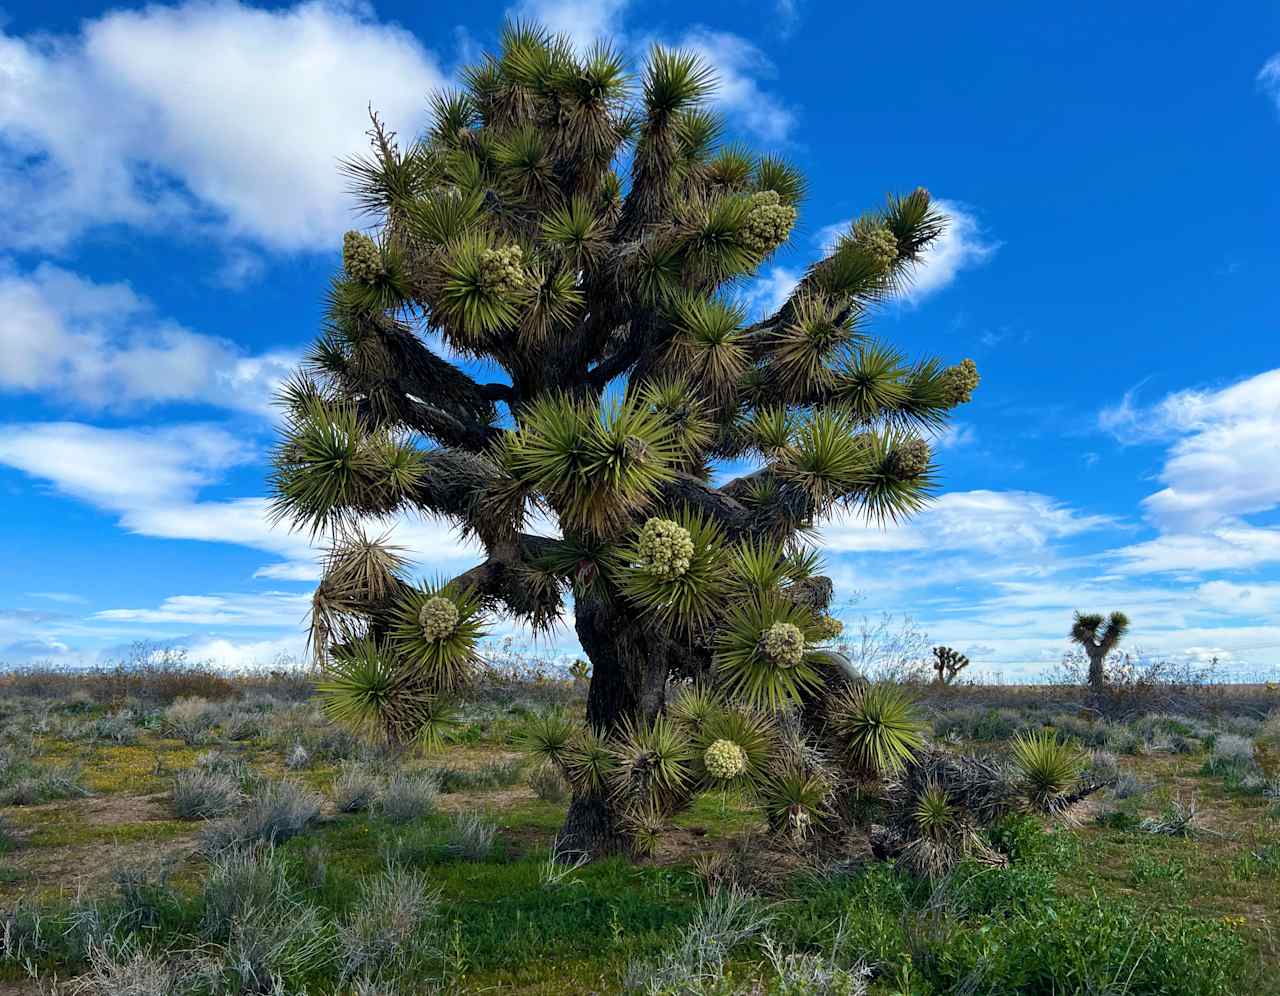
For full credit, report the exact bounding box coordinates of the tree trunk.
[555,594,669,857]
[1087,648,1106,693]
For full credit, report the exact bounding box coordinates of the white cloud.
[774,0,802,36]
[740,266,800,319]
[508,0,632,51]
[673,29,794,143]
[96,591,312,627]
[0,422,250,509]
[1259,53,1280,111]
[183,634,309,671]
[0,263,296,412]
[0,0,447,252]
[0,421,480,580]
[1102,369,1280,533]
[1197,579,1280,616]
[931,422,977,451]
[815,199,999,303]
[819,490,1114,556]
[903,199,999,303]
[1111,521,1280,575]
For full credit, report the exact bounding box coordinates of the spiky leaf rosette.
[616,508,728,631]
[515,708,579,768]
[636,377,714,466]
[270,396,425,535]
[828,683,927,776]
[667,683,723,730]
[316,638,458,747]
[761,763,831,842]
[607,715,695,812]
[388,583,488,692]
[622,805,667,859]
[514,393,681,537]
[713,594,826,710]
[562,727,616,794]
[1010,730,1084,813]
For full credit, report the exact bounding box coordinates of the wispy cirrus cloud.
[1259,52,1280,113]
[0,421,480,582]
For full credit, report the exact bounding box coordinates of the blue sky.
[1,0,1278,677]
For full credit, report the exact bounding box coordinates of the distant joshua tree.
[929,645,970,685]
[1069,611,1130,693]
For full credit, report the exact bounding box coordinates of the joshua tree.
[272,24,981,856]
[929,645,970,685]
[1069,611,1130,693]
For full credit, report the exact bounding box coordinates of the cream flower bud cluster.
[888,438,931,480]
[940,358,980,406]
[343,231,383,284]
[742,190,798,256]
[637,518,695,580]
[854,223,899,272]
[704,738,747,780]
[760,621,805,668]
[479,244,528,296]
[418,596,460,642]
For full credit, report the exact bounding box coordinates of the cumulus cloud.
[1101,368,1280,533]
[0,0,447,252]
[902,200,1001,302]
[0,263,296,412]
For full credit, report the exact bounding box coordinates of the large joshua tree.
[1070,610,1130,693]
[271,25,981,856]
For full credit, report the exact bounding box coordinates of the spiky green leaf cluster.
[828,682,927,776]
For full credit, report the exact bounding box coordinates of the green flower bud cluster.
[704,738,747,780]
[760,621,805,668]
[853,222,899,272]
[343,231,383,284]
[742,190,798,256]
[816,615,844,641]
[887,438,931,481]
[419,596,460,642]
[637,517,695,580]
[940,358,980,406]
[478,244,528,296]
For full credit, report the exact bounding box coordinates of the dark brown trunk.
[555,594,670,857]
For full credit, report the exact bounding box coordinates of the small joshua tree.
[1069,611,1130,694]
[272,24,983,856]
[929,645,970,685]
